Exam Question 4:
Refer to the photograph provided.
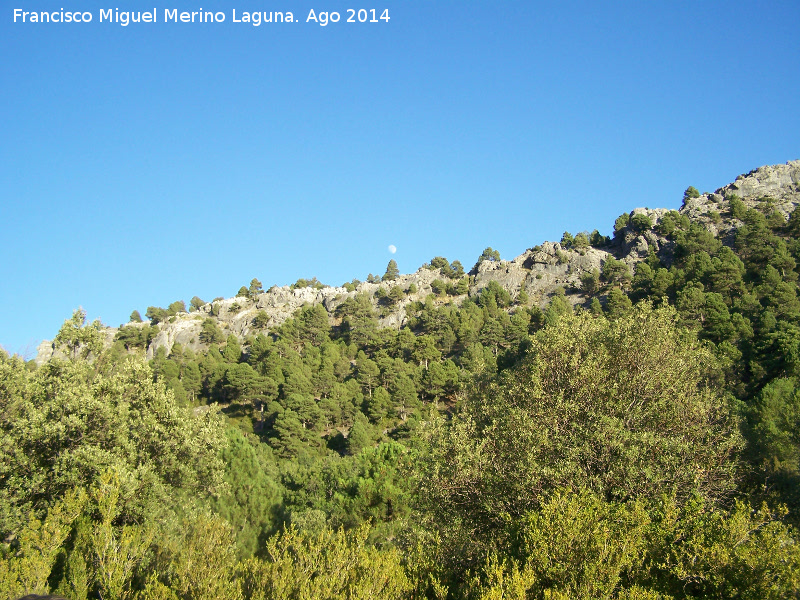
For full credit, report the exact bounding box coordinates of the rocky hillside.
[36,160,800,364]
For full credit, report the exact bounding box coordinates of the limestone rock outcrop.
[36,160,800,363]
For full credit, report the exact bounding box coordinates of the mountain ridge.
[36,159,800,364]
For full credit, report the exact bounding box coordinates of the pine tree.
[248,278,264,298]
[383,259,400,281]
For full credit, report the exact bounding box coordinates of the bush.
[630,213,653,233]
[200,318,224,344]
[291,277,326,290]
[580,269,600,294]
[573,232,590,250]
[684,186,701,202]
[241,525,411,600]
[417,304,743,554]
[252,310,270,328]
[614,213,630,235]
[431,280,447,296]
[729,195,747,220]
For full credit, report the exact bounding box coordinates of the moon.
[388,245,397,254]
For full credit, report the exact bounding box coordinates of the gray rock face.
[674,160,800,252]
[36,339,56,363]
[483,243,611,308]
[723,160,800,205]
[141,268,449,357]
[146,319,203,359]
[35,160,800,362]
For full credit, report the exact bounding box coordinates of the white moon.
[388,245,397,254]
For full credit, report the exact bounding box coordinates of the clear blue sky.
[1,0,798,356]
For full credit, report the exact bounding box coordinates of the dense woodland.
[4,185,800,599]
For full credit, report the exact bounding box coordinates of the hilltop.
[37,160,800,363]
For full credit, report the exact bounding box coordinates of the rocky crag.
[36,160,800,364]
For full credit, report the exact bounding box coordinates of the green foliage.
[252,310,270,329]
[129,310,142,323]
[382,260,399,281]
[0,350,227,542]
[580,268,600,295]
[630,213,653,233]
[417,304,743,563]
[614,213,630,235]
[145,306,168,325]
[728,194,746,219]
[590,229,610,247]
[478,247,500,263]
[602,257,632,288]
[458,493,800,600]
[605,288,632,318]
[683,186,701,202]
[241,525,411,600]
[478,281,511,309]
[167,300,186,315]
[0,488,87,598]
[647,497,800,599]
[248,278,263,298]
[632,263,654,299]
[199,318,224,344]
[11,172,800,598]
[347,412,376,455]
[54,309,104,360]
[336,293,378,347]
[189,296,205,312]
[573,231,590,250]
[387,286,405,306]
[291,277,326,290]
[145,302,186,326]
[543,292,572,327]
[168,513,242,600]
[289,277,326,290]
[430,279,447,296]
[89,471,154,600]
[473,247,501,271]
[424,257,464,280]
[675,222,722,262]
[115,323,156,351]
[749,377,800,477]
[429,256,450,272]
[655,210,689,238]
[514,490,650,599]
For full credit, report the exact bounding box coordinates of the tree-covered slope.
[4,160,800,599]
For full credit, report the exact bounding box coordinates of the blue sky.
[1,0,798,356]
